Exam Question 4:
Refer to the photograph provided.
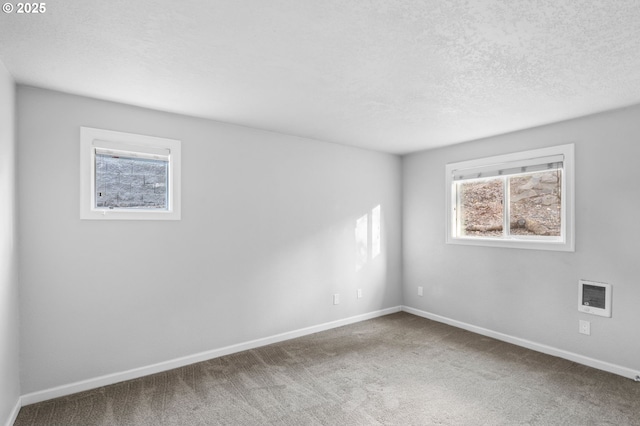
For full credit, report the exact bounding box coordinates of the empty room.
[1,1,640,425]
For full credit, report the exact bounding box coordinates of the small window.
[445,144,574,251]
[80,127,181,220]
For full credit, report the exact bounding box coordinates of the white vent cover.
[578,280,611,317]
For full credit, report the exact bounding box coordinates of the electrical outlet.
[333,293,340,305]
[418,286,423,296]
[357,289,362,299]
[579,320,590,335]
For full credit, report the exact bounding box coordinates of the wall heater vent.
[578,279,611,318]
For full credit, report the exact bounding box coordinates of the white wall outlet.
[418,286,423,296]
[579,320,590,335]
[333,293,340,305]
[357,289,362,299]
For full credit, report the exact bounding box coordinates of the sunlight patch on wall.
[355,204,382,271]
[355,213,368,272]
[372,205,381,259]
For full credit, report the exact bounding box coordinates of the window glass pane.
[509,169,562,236]
[95,153,168,210]
[458,178,504,237]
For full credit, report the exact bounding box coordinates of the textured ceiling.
[2,0,640,154]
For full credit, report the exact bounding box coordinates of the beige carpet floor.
[14,312,640,425]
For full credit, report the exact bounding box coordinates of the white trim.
[16,305,639,409]
[445,143,575,251]
[402,306,640,381]
[4,398,21,426]
[94,139,171,159]
[452,154,564,181]
[80,127,181,221]
[21,306,401,405]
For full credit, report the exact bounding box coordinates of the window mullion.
[455,182,462,237]
[503,177,510,238]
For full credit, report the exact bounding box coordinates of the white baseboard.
[4,398,21,426]
[402,305,640,381]
[20,304,638,410]
[21,306,402,406]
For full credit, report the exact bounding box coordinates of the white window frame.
[445,144,574,251]
[80,127,181,220]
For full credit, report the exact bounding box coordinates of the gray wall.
[14,82,640,402]
[0,63,20,422]
[403,105,640,373]
[17,87,403,394]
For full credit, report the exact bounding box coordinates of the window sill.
[446,235,574,252]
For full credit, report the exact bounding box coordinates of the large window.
[80,127,181,220]
[446,144,574,251]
